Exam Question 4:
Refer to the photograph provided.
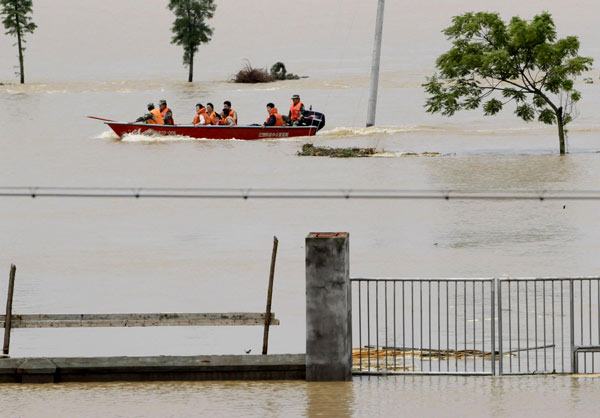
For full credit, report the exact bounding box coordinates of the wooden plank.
[2,265,16,355]
[0,312,279,328]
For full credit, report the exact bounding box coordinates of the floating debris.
[397,152,441,157]
[352,346,516,371]
[232,60,306,83]
[298,144,445,158]
[298,143,376,158]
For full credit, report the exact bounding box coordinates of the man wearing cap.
[159,100,175,125]
[288,94,305,125]
[135,103,164,125]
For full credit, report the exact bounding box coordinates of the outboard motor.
[301,110,326,131]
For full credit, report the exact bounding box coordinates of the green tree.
[1,0,36,84]
[168,0,216,82]
[423,12,593,154]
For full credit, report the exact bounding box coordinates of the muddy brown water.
[2,1,600,416]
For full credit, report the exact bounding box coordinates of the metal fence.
[352,278,495,375]
[498,278,600,375]
[352,277,600,375]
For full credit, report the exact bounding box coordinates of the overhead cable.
[1,187,600,201]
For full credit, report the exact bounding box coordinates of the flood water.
[2,0,600,416]
[2,376,600,417]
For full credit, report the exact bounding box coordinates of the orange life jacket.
[147,108,164,125]
[266,107,284,126]
[193,108,209,125]
[206,111,218,125]
[229,108,238,125]
[161,107,174,125]
[290,101,303,120]
[222,115,235,126]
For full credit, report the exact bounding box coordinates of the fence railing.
[352,277,600,375]
[497,278,600,374]
[2,264,280,357]
[352,278,495,375]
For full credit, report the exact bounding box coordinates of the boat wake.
[320,126,441,137]
[121,131,232,142]
[94,129,203,142]
[95,130,120,140]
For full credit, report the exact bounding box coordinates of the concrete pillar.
[305,232,351,381]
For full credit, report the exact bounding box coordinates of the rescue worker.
[288,94,305,126]
[220,108,235,126]
[159,99,175,125]
[206,103,219,125]
[263,103,284,127]
[223,101,238,125]
[193,103,209,126]
[135,103,164,124]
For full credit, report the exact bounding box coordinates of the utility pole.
[366,0,385,127]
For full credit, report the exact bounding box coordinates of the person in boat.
[263,103,284,127]
[205,103,219,125]
[223,101,238,125]
[158,99,175,125]
[134,103,164,124]
[219,108,235,126]
[193,103,209,126]
[287,94,305,126]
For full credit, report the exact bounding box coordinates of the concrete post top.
[307,232,349,239]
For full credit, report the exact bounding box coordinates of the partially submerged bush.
[232,60,274,83]
[270,62,301,80]
[232,60,306,83]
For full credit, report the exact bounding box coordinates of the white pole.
[366,0,385,127]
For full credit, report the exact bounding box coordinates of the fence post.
[305,232,351,381]
[3,265,16,356]
[491,278,496,375]
[497,278,503,375]
[570,279,576,373]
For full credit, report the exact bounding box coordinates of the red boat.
[92,110,326,140]
[105,122,319,140]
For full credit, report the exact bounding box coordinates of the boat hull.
[106,122,318,140]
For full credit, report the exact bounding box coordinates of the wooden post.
[262,236,278,355]
[3,265,16,356]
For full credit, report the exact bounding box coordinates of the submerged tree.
[1,0,37,84]
[168,0,216,82]
[423,12,593,154]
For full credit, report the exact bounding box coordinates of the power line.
[1,187,600,200]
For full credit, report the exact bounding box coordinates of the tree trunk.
[557,107,565,155]
[15,14,24,84]
[188,50,194,83]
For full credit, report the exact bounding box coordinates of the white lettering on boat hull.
[258,132,290,138]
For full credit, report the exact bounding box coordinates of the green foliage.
[483,98,502,115]
[1,0,36,37]
[538,108,556,124]
[270,62,301,80]
[423,11,593,153]
[168,0,216,66]
[1,0,36,83]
